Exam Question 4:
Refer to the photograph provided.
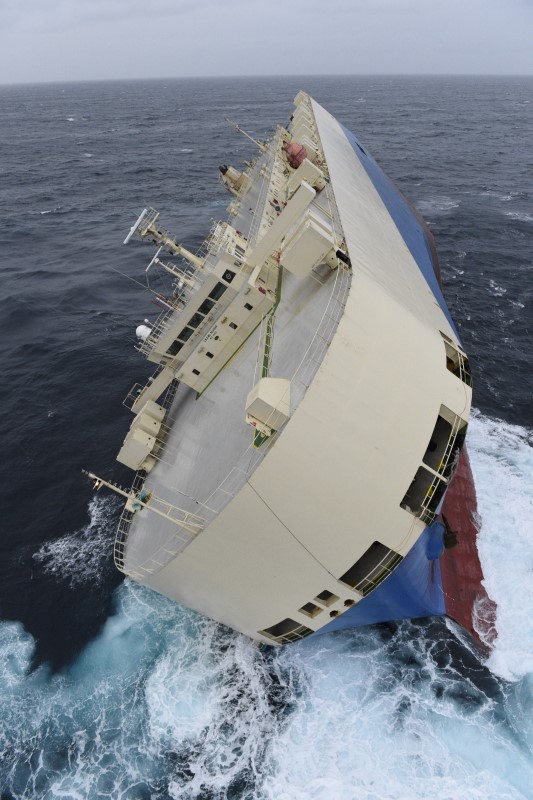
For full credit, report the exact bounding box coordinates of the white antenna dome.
[136,324,152,341]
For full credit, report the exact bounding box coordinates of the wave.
[33,495,120,588]
[1,412,532,797]
[468,412,533,682]
[504,211,533,223]
[415,197,460,215]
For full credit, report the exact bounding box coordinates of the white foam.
[415,197,460,216]
[33,494,119,587]
[489,279,507,297]
[504,210,533,223]
[262,628,532,800]
[40,206,62,215]
[3,414,533,797]
[468,412,533,681]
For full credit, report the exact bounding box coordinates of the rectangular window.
[206,351,214,359]
[166,339,184,356]
[339,542,402,597]
[188,312,204,329]
[244,302,254,311]
[260,618,313,644]
[314,590,339,607]
[192,368,200,376]
[179,326,194,343]
[198,298,215,315]
[422,414,453,472]
[229,322,238,330]
[422,406,468,478]
[441,333,472,387]
[400,466,447,524]
[209,282,227,302]
[299,602,322,618]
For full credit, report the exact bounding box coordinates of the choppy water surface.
[0,76,532,798]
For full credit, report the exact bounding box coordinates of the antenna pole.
[82,470,203,535]
[225,117,268,152]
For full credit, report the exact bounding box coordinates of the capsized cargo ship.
[87,92,492,646]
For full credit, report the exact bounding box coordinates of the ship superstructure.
[90,92,483,645]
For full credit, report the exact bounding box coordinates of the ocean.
[0,75,532,799]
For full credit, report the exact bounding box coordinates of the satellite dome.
[136,324,152,341]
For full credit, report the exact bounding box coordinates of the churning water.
[0,76,532,798]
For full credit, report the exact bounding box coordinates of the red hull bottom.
[440,447,496,647]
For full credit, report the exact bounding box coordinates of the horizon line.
[1,72,533,88]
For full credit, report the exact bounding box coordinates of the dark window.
[400,466,447,523]
[260,618,313,644]
[179,326,194,342]
[166,339,184,356]
[209,282,227,302]
[198,298,215,315]
[339,542,402,596]
[206,351,214,359]
[244,302,253,311]
[441,334,473,387]
[422,415,453,472]
[192,369,200,376]
[314,590,338,607]
[401,465,437,514]
[229,322,238,330]
[188,312,204,329]
[223,269,236,284]
[299,602,321,618]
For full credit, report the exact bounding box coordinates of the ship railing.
[115,378,187,575]
[351,550,403,597]
[457,351,473,387]
[115,126,353,580]
[123,382,146,410]
[114,495,205,579]
[289,258,351,407]
[416,413,465,525]
[247,131,283,248]
[136,307,174,356]
[114,266,351,577]
[114,471,146,573]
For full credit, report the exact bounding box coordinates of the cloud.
[0,0,532,83]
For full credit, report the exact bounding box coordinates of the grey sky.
[0,0,532,84]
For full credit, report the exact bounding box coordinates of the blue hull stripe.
[315,524,445,637]
[341,123,461,344]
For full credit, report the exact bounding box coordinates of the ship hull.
[314,116,492,646]
[115,92,491,649]
[316,447,491,646]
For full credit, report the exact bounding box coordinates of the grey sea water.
[0,76,532,798]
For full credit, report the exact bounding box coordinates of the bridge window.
[198,298,215,315]
[166,339,184,356]
[209,282,227,302]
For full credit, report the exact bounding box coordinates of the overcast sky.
[1,0,532,84]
